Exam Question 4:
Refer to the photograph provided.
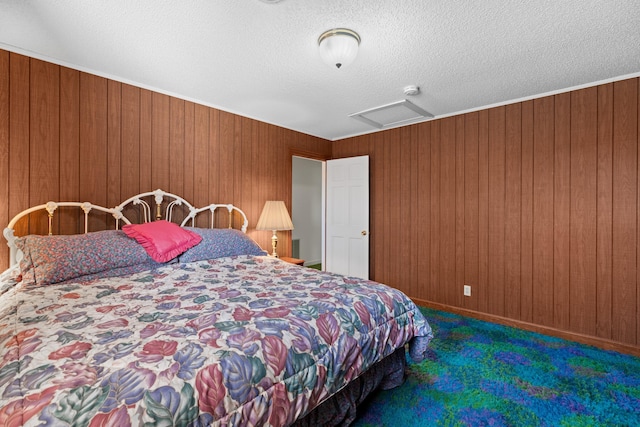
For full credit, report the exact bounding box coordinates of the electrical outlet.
[463,285,471,297]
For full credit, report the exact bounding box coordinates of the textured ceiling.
[1,0,639,141]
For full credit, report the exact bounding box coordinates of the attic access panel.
[349,99,433,129]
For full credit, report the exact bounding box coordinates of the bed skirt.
[293,346,407,426]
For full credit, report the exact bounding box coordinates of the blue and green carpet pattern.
[354,307,640,426]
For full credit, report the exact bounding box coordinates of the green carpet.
[353,306,640,426]
[307,263,322,270]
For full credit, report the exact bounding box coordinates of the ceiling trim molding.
[334,70,640,141]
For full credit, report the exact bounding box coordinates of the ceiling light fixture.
[318,28,361,69]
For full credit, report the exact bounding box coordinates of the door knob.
[361,230,367,236]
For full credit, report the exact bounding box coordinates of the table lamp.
[256,201,294,258]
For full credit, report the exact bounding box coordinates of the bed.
[0,189,432,426]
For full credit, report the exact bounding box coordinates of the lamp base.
[271,231,279,258]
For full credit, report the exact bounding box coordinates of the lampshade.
[256,201,294,231]
[318,28,361,69]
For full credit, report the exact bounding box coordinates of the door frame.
[290,149,329,267]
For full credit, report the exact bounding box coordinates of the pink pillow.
[122,220,202,263]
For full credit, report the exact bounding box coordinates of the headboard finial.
[45,202,58,216]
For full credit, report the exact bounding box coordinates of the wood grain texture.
[532,97,555,327]
[209,109,220,226]
[139,89,152,193]
[333,76,640,350]
[59,67,80,234]
[182,101,195,205]
[3,48,640,350]
[219,111,235,215]
[193,103,210,227]
[334,79,640,352]
[2,49,329,268]
[380,130,391,285]
[464,113,479,311]
[233,115,243,228]
[440,118,456,306]
[570,87,597,335]
[554,92,571,331]
[504,104,522,319]
[367,133,379,281]
[169,97,185,197]
[409,126,420,300]
[389,129,401,289]
[250,120,261,242]
[611,79,638,345]
[0,51,8,269]
[240,118,254,240]
[107,80,122,209]
[417,123,430,302]
[8,53,29,239]
[151,93,170,192]
[401,126,413,297]
[371,132,386,284]
[30,59,60,234]
[430,121,441,302]
[520,101,534,323]
[477,110,489,313]
[487,107,505,316]
[79,73,107,230]
[122,84,141,199]
[455,116,465,308]
[596,84,613,340]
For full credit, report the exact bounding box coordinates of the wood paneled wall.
[0,50,332,269]
[2,48,639,351]
[333,78,640,349]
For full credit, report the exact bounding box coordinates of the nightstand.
[279,257,305,266]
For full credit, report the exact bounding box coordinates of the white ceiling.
[1,0,639,141]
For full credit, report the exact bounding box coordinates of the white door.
[325,155,369,279]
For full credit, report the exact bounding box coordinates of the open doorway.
[291,156,324,269]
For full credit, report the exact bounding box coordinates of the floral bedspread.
[0,256,432,426]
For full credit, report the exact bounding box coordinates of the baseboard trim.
[412,298,640,358]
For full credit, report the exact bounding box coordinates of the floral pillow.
[178,228,266,263]
[122,220,202,263]
[15,230,165,286]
